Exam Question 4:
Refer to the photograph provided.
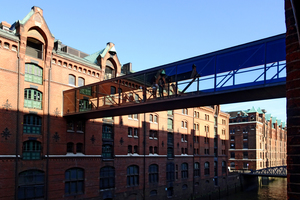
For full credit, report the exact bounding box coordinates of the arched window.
[67,142,74,153]
[102,144,112,158]
[149,164,158,183]
[204,162,210,175]
[68,74,75,86]
[65,168,84,195]
[24,89,42,109]
[167,132,173,144]
[149,114,153,122]
[23,114,42,134]
[168,118,173,130]
[127,165,139,186]
[181,163,188,179]
[154,146,158,154]
[154,115,158,123]
[128,145,132,154]
[78,77,85,86]
[18,170,44,199]
[23,140,41,160]
[182,184,188,190]
[25,63,43,84]
[194,162,200,177]
[166,162,175,181]
[100,166,115,190]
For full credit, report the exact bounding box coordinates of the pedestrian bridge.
[63,34,286,119]
[241,166,287,177]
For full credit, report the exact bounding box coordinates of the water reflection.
[221,178,287,200]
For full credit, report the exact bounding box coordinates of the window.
[222,161,226,174]
[231,135,235,141]
[67,120,74,131]
[167,110,173,115]
[134,128,138,137]
[127,165,139,186]
[25,63,43,84]
[128,145,132,154]
[243,142,248,149]
[154,146,158,154]
[154,115,158,123]
[18,170,44,200]
[230,152,235,158]
[133,114,138,120]
[67,142,74,153]
[110,86,116,94]
[167,132,173,144]
[182,108,188,115]
[149,146,153,154]
[26,37,43,59]
[205,125,209,132]
[150,190,157,196]
[230,162,235,168]
[103,125,113,139]
[167,187,173,198]
[100,166,115,190]
[166,163,175,181]
[182,184,188,190]
[149,114,153,122]
[167,147,174,158]
[204,148,209,155]
[243,134,248,140]
[134,145,138,154]
[149,164,158,183]
[78,77,85,87]
[181,134,187,142]
[204,162,210,175]
[167,118,173,130]
[102,145,112,158]
[76,143,83,153]
[128,127,132,137]
[23,115,42,134]
[230,143,235,149]
[23,141,41,160]
[24,89,42,109]
[194,162,200,177]
[77,121,85,132]
[205,114,209,121]
[65,168,84,195]
[222,129,225,135]
[243,152,248,159]
[68,74,75,86]
[181,163,188,179]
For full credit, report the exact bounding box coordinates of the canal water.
[220,178,287,200]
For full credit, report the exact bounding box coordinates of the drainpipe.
[15,37,20,200]
[45,52,52,199]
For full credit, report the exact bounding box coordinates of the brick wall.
[285,0,300,199]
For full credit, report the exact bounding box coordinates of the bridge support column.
[285,0,300,199]
[261,177,269,185]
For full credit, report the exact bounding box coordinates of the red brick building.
[0,7,235,200]
[227,107,287,172]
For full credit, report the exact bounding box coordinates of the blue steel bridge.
[63,33,286,119]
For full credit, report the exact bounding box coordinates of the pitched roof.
[246,106,257,113]
[83,49,105,64]
[256,107,264,114]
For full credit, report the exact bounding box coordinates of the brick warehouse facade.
[0,7,240,200]
[285,0,300,199]
[227,107,287,172]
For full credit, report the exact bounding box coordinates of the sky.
[0,1,287,122]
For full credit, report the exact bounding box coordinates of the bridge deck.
[63,34,286,119]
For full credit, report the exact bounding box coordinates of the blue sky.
[0,1,287,122]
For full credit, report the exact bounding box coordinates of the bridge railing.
[63,34,286,116]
